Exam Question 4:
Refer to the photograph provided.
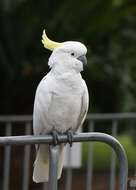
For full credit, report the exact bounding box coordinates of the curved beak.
[77,55,87,66]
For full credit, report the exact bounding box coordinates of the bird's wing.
[33,73,53,135]
[76,79,89,130]
[33,74,65,182]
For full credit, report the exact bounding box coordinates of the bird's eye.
[71,52,75,56]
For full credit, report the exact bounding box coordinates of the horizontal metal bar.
[86,113,136,120]
[0,115,32,123]
[0,113,136,123]
[0,132,128,148]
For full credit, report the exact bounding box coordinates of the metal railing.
[0,113,135,190]
[0,133,128,190]
[86,113,136,190]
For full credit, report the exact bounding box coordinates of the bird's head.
[42,30,87,74]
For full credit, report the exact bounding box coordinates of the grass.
[82,134,136,170]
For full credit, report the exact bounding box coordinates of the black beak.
[77,55,87,66]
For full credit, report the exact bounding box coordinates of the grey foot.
[50,130,59,146]
[65,129,74,147]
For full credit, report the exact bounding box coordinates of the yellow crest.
[41,30,63,51]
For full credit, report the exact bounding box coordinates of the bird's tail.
[33,144,64,183]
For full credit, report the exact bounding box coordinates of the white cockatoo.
[33,30,89,183]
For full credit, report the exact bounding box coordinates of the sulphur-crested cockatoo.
[33,30,89,183]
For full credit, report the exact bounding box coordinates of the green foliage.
[82,135,136,169]
[0,0,136,114]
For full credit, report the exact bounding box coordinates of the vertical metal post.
[48,145,59,190]
[114,141,128,190]
[3,122,12,190]
[86,121,94,190]
[110,120,117,190]
[65,147,72,190]
[43,182,48,190]
[22,122,31,190]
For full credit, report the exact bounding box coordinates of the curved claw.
[50,130,59,146]
[66,130,74,147]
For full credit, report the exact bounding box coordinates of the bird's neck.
[51,65,81,78]
[50,68,83,87]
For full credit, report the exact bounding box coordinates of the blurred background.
[0,0,136,115]
[0,0,136,190]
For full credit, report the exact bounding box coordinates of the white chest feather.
[33,72,87,134]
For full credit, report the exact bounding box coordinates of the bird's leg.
[50,129,59,146]
[65,129,74,147]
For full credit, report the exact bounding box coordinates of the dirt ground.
[30,170,119,190]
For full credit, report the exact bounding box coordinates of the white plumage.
[33,40,89,183]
